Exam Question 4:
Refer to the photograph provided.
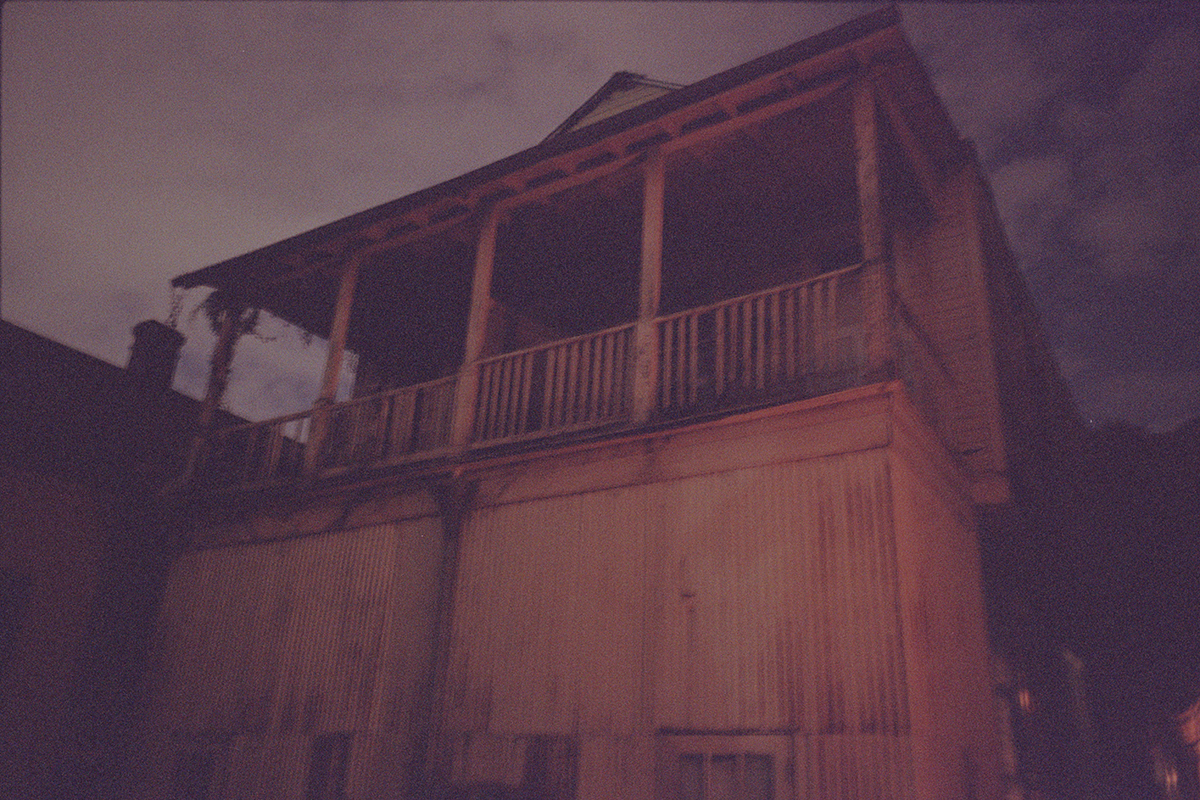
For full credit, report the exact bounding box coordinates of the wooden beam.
[853,73,893,375]
[450,209,501,446]
[316,257,361,405]
[632,147,665,423]
[306,257,360,473]
[875,82,941,201]
[184,300,245,481]
[853,75,885,263]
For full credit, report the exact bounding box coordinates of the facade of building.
[134,9,1074,799]
[0,318,200,799]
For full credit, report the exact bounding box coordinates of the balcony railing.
[188,264,949,491]
[319,376,457,470]
[197,409,312,489]
[657,264,863,416]
[473,322,634,444]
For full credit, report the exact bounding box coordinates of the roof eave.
[172,5,904,294]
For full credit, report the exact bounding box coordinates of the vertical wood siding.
[893,170,1007,486]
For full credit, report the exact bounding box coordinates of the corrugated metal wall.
[444,449,913,797]
[891,437,1000,800]
[137,421,999,799]
[140,517,443,799]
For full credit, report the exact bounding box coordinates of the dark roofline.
[173,4,901,292]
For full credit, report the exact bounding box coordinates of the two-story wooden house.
[133,9,1073,799]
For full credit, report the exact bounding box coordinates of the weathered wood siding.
[136,517,443,800]
[891,166,1007,499]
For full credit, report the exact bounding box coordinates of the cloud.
[1062,357,1200,433]
[905,6,1061,161]
[3,2,1198,432]
[989,157,1073,267]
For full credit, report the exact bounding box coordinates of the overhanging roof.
[172,4,964,334]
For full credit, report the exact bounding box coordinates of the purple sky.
[3,2,1198,430]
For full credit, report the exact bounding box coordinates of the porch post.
[185,298,244,478]
[450,207,500,447]
[853,72,893,376]
[306,257,360,471]
[632,146,665,423]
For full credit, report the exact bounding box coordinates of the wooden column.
[318,256,361,405]
[306,257,360,471]
[632,147,665,423]
[450,208,500,447]
[853,72,892,376]
[184,299,244,479]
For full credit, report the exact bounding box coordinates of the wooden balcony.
[190,264,950,492]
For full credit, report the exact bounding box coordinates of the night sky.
[3,2,1198,429]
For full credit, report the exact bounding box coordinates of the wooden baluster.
[756,294,767,390]
[828,274,840,369]
[816,278,828,370]
[798,282,810,376]
[784,287,796,381]
[741,300,752,390]
[624,326,633,412]
[714,306,726,398]
[517,352,533,435]
[676,317,686,408]
[573,340,585,425]
[767,290,779,388]
[265,423,283,481]
[558,343,570,427]
[543,346,559,430]
[587,336,600,422]
[598,333,611,419]
[502,358,514,437]
[674,319,682,407]
[501,357,517,438]
[563,342,578,428]
[477,362,494,440]
[601,332,614,419]
[687,313,699,406]
[391,390,414,456]
[581,338,592,423]
[657,321,670,409]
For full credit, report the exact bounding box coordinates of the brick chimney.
[127,320,184,396]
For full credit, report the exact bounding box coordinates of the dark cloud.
[908,4,1200,430]
[2,2,1197,430]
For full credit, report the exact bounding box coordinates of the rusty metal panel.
[446,483,657,736]
[146,518,443,794]
[653,452,907,734]
[889,446,1001,799]
[794,733,915,799]
[445,449,908,744]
